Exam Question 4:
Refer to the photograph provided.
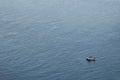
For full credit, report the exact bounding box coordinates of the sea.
[0,0,120,80]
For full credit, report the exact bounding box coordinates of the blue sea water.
[0,0,120,80]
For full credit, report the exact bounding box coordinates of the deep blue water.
[0,0,120,80]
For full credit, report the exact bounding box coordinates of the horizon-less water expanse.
[0,0,120,80]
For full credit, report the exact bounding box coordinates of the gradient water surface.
[0,0,120,80]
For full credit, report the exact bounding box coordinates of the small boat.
[86,56,95,61]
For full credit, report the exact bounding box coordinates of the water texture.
[0,0,120,80]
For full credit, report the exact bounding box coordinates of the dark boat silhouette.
[86,56,95,61]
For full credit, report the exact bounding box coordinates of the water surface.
[0,0,120,80]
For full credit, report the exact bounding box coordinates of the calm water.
[0,0,120,80]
